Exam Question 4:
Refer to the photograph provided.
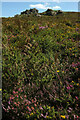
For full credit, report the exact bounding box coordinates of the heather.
[2,12,80,120]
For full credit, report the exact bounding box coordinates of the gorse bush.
[2,12,80,120]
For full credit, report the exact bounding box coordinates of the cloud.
[30,4,46,9]
[30,3,51,10]
[53,6,61,10]
[30,3,61,10]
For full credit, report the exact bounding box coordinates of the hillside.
[2,10,80,120]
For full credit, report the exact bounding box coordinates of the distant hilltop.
[20,8,63,16]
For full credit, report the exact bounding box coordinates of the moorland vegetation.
[2,8,80,120]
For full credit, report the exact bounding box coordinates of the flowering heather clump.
[39,25,48,29]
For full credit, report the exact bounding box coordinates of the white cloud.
[53,6,61,10]
[30,3,61,10]
[30,3,51,10]
[30,4,46,9]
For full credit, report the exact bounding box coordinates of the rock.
[56,10,63,15]
[36,14,41,17]
[45,9,56,16]
[30,8,38,13]
[14,14,19,17]
[21,8,38,16]
[20,8,63,16]
[43,9,63,16]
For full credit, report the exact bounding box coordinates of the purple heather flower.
[72,63,75,67]
[28,101,31,104]
[44,115,47,118]
[70,85,73,88]
[8,106,11,110]
[66,69,69,71]
[69,107,72,111]
[75,96,78,100]
[40,106,43,110]
[8,100,10,105]
[66,115,69,119]
[39,26,48,29]
[27,106,31,112]
[2,106,7,112]
[71,38,74,42]
[74,115,76,119]
[67,86,70,90]
[41,113,44,117]
[76,28,79,31]
[72,62,80,67]
[77,116,79,119]
[39,26,45,29]
[77,62,80,65]
[67,110,71,113]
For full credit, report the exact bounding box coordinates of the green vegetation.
[2,11,80,120]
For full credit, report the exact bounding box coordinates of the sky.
[1,2,79,17]
[0,0,80,2]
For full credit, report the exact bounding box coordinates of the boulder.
[20,8,63,16]
[36,14,41,17]
[45,9,55,16]
[56,10,63,15]
[30,8,38,14]
[21,8,38,15]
